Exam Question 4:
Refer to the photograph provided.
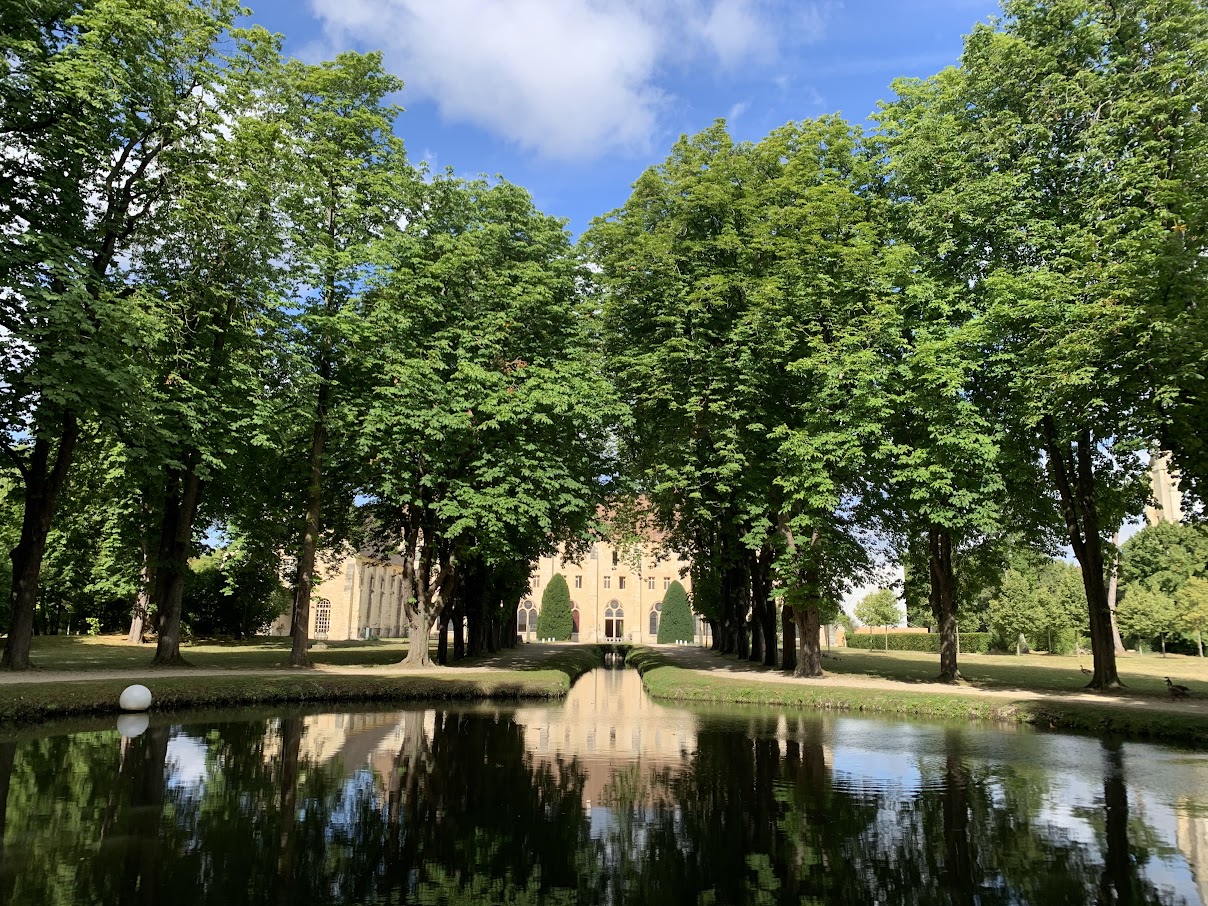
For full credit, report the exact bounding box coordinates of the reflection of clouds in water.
[166,733,209,790]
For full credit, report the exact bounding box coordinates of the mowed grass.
[627,648,1208,746]
[18,634,413,671]
[818,647,1208,701]
[0,637,608,723]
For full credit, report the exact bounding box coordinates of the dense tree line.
[0,0,618,669]
[587,0,1208,686]
[1,0,1205,686]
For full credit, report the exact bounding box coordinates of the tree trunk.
[781,604,797,672]
[707,618,720,651]
[436,609,450,665]
[289,374,329,669]
[1197,629,1203,658]
[1160,634,1166,657]
[152,460,203,666]
[929,525,960,682]
[749,604,764,663]
[1041,418,1122,689]
[3,413,79,670]
[127,523,153,645]
[793,606,822,678]
[1106,531,1126,655]
[452,601,465,661]
[751,548,776,667]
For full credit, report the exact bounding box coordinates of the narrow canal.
[0,665,1205,904]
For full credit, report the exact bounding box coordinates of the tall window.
[574,575,582,589]
[618,576,626,590]
[603,576,611,589]
[649,601,662,636]
[534,575,540,588]
[314,599,332,637]
[604,602,624,640]
[517,599,537,633]
[572,606,580,635]
[612,549,619,567]
[663,577,670,590]
[647,577,655,590]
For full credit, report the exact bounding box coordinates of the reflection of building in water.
[1176,805,1208,906]
[513,668,698,807]
[262,711,432,770]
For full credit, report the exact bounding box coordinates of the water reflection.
[0,669,1204,904]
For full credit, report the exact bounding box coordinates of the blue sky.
[241,0,1001,236]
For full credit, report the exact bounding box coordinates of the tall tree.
[880,0,1208,688]
[279,53,409,668]
[136,29,291,665]
[357,176,619,667]
[0,0,251,669]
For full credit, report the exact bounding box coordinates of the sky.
[240,0,1002,236]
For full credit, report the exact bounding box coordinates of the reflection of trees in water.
[589,718,1189,906]
[0,713,1196,905]
[325,710,593,904]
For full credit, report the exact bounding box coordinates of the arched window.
[572,605,580,635]
[314,598,332,638]
[517,599,536,633]
[604,601,624,640]
[649,601,662,636]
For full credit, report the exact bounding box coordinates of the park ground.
[0,635,1205,743]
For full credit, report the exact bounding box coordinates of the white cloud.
[726,100,750,122]
[306,0,837,160]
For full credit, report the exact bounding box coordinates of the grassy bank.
[0,644,606,724]
[16,634,415,671]
[626,649,1208,746]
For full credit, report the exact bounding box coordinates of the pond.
[0,666,1206,905]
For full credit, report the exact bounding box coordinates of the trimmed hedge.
[535,573,574,641]
[657,580,694,643]
[846,631,991,654]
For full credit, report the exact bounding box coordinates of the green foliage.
[182,546,288,640]
[854,589,901,629]
[844,632,991,654]
[657,580,693,644]
[1178,578,1208,641]
[535,574,573,641]
[1117,585,1181,654]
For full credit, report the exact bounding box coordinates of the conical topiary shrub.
[657,580,694,644]
[535,573,574,641]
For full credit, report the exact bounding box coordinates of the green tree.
[1119,522,1208,597]
[879,0,1208,688]
[989,569,1046,655]
[854,588,902,652]
[0,0,251,669]
[876,70,1010,682]
[356,176,619,666]
[535,574,573,641]
[279,52,411,668]
[182,541,289,640]
[657,580,693,644]
[1177,577,1208,657]
[137,31,292,665]
[1117,585,1181,656]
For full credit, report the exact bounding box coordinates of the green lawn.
[820,647,1208,701]
[627,647,1208,746]
[18,634,414,671]
[0,638,608,723]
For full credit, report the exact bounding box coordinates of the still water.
[0,667,1206,905]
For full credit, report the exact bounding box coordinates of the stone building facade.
[518,541,705,645]
[268,539,704,645]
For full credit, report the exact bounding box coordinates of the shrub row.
[845,631,991,654]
